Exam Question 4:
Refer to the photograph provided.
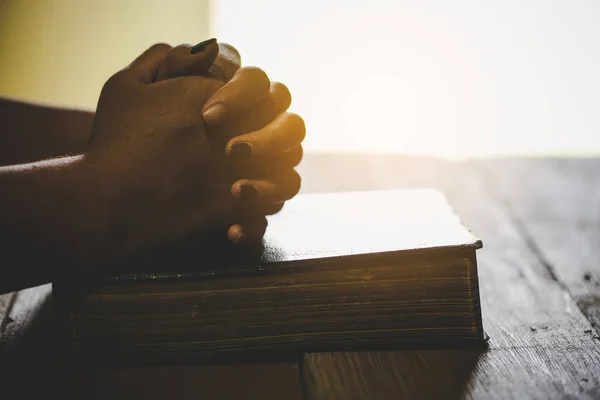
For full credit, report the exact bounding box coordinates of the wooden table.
[1,155,599,399]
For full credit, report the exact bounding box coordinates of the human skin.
[0,41,305,293]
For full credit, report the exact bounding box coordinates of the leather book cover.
[96,189,482,284]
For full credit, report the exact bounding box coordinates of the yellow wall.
[0,0,212,109]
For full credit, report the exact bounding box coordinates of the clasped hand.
[86,40,304,257]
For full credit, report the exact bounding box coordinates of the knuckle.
[240,66,270,89]
[101,71,127,94]
[168,44,191,62]
[288,169,302,197]
[271,81,289,94]
[287,113,306,141]
[271,81,291,97]
[161,46,185,76]
[271,81,292,110]
[292,146,304,166]
[149,42,172,53]
[267,203,285,215]
[287,112,305,129]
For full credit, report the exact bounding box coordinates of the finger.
[227,219,268,244]
[128,43,173,84]
[242,203,285,216]
[231,146,304,179]
[155,39,219,82]
[203,66,271,125]
[226,112,306,161]
[231,169,301,206]
[207,82,294,150]
[258,145,304,172]
[148,75,225,129]
[210,42,242,82]
[260,203,285,216]
[269,82,292,114]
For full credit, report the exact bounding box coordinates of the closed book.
[57,189,484,363]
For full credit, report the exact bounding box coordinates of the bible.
[57,189,484,363]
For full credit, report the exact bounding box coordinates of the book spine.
[465,251,485,340]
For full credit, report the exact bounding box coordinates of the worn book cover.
[56,189,484,363]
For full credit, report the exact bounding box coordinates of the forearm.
[0,97,94,166]
[0,156,109,293]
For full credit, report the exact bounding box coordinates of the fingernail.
[229,142,252,160]
[239,185,258,202]
[190,38,217,54]
[203,104,227,124]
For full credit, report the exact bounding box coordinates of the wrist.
[75,153,146,268]
[42,155,114,275]
[65,154,122,273]
[0,155,113,289]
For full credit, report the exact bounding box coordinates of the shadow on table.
[303,348,484,400]
[69,348,483,400]
[0,283,485,400]
[0,284,65,397]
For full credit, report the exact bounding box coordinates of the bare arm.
[0,41,304,293]
[0,97,94,165]
[0,156,108,293]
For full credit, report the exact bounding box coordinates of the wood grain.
[479,158,600,330]
[0,292,16,340]
[298,154,600,399]
[303,350,482,400]
[2,155,600,399]
[72,363,304,400]
[298,155,597,347]
[466,346,600,400]
[303,347,600,400]
[0,284,51,354]
[0,286,305,400]
[0,284,58,398]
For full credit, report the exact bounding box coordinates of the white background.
[215,0,600,158]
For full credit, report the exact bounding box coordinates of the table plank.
[480,158,600,330]
[303,350,482,400]
[298,154,600,400]
[0,288,305,400]
[0,284,58,398]
[0,292,305,400]
[0,292,16,340]
[298,154,597,347]
[465,346,600,399]
[303,347,600,400]
[72,363,304,400]
[0,284,51,354]
[2,155,599,399]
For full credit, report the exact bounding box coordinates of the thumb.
[155,39,221,82]
[127,43,173,84]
